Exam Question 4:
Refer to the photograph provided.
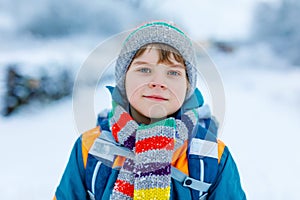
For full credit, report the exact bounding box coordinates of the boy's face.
[125,47,188,123]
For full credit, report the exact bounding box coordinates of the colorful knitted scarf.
[109,102,198,200]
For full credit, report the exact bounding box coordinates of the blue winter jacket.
[54,130,246,200]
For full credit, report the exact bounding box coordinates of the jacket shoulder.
[208,145,247,199]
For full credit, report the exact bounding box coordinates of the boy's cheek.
[126,77,149,95]
[126,73,146,86]
[126,85,143,103]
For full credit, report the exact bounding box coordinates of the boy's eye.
[167,70,181,76]
[138,67,151,73]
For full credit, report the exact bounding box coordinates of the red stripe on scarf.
[136,136,174,153]
[112,113,133,142]
[112,123,120,142]
[118,113,132,127]
[113,179,134,197]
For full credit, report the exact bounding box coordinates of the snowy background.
[1,0,300,199]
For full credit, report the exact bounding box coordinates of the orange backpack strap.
[81,127,101,168]
[217,139,226,164]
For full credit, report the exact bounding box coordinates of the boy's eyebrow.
[131,60,149,66]
[168,64,185,69]
[131,60,185,69]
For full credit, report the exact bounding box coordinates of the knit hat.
[114,21,197,104]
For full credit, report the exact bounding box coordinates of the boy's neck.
[129,106,166,125]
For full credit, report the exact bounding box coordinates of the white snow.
[0,99,77,199]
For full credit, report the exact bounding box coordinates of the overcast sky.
[154,0,281,40]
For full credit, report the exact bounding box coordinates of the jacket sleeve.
[54,137,88,200]
[208,146,247,200]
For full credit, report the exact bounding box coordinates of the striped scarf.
[109,102,198,200]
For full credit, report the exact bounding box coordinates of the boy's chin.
[146,105,168,119]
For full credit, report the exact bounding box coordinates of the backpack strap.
[187,119,219,199]
[85,130,114,200]
[171,166,211,192]
[89,131,134,161]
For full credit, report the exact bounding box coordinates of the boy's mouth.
[143,95,168,101]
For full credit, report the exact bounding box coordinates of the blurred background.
[0,0,299,199]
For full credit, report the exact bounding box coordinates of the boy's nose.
[148,81,167,89]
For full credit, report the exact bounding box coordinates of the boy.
[54,21,246,200]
